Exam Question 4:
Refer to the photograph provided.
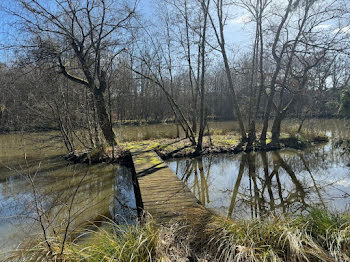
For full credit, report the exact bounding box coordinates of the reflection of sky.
[0,161,116,256]
[168,134,350,218]
[0,176,37,253]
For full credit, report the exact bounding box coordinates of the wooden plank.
[132,149,208,223]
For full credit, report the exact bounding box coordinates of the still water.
[168,119,350,219]
[0,132,116,256]
[1,119,350,256]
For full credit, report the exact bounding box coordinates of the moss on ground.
[75,131,329,163]
[68,131,329,164]
[113,132,328,160]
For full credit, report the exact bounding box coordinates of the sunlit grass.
[5,220,159,262]
[64,221,158,262]
[5,209,350,262]
[205,209,350,262]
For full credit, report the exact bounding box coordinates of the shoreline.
[65,133,330,164]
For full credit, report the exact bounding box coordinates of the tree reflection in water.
[0,162,116,254]
[179,157,212,206]
[170,146,350,219]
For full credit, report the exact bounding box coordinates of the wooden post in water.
[112,151,143,224]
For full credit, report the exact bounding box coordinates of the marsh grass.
[5,209,350,262]
[283,124,328,141]
[4,219,158,262]
[115,124,180,142]
[112,120,332,145]
[205,209,350,262]
[64,221,158,262]
[296,209,350,261]
[4,234,69,262]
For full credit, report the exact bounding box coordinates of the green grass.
[64,221,158,262]
[296,209,350,258]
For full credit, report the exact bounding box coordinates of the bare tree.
[262,0,347,145]
[196,0,211,152]
[11,0,137,147]
[238,0,271,148]
[132,41,198,145]
[207,0,247,141]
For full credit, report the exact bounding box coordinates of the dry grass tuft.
[5,209,349,262]
[205,209,350,262]
[64,221,158,262]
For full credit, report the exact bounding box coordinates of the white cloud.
[335,179,350,187]
[230,14,251,25]
[333,25,350,34]
[314,24,331,30]
[341,26,350,34]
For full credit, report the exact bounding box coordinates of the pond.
[0,132,117,257]
[1,119,350,257]
[167,119,350,219]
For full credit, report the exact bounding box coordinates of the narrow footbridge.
[131,149,207,223]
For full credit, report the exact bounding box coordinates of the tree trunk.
[247,18,259,149]
[259,0,294,145]
[247,122,256,149]
[297,115,306,133]
[248,0,265,148]
[271,96,296,145]
[271,112,283,145]
[192,114,197,134]
[196,0,210,153]
[93,88,116,147]
[210,0,247,141]
[260,74,279,146]
[92,98,101,146]
[222,50,247,141]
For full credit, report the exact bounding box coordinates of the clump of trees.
[1,0,350,152]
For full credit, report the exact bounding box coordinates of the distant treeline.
[0,61,341,132]
[0,60,342,133]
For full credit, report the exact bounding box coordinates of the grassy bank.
[112,129,328,161]
[10,209,349,262]
[68,209,350,262]
[67,129,328,164]
[64,221,158,262]
[205,209,350,261]
[111,119,336,143]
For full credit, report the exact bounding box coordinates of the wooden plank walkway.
[132,149,208,223]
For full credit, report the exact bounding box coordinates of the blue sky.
[1,0,349,65]
[139,0,253,49]
[0,0,254,63]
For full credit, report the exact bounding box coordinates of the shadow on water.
[168,133,350,219]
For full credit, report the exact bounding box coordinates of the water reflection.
[168,143,350,219]
[0,133,117,256]
[0,162,116,253]
[179,157,211,206]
